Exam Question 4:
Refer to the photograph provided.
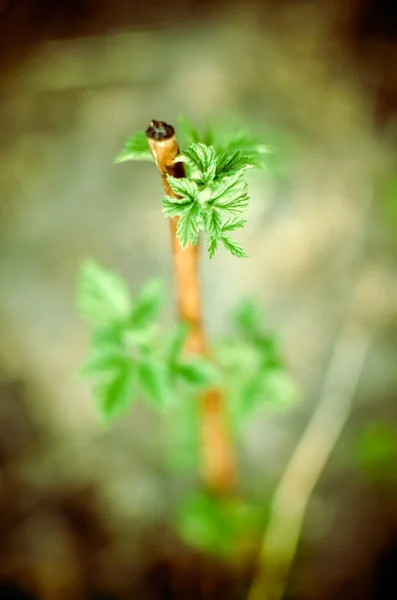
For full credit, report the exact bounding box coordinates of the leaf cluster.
[114,116,269,258]
[76,260,217,422]
[76,261,298,461]
[215,301,299,429]
[176,491,265,560]
[163,143,253,257]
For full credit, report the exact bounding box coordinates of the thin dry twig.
[247,173,378,600]
[248,310,372,600]
[146,120,236,494]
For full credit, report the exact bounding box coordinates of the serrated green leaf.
[138,358,171,409]
[215,149,254,179]
[221,130,269,168]
[94,360,136,422]
[207,238,218,259]
[77,260,131,327]
[175,357,218,387]
[210,173,249,216]
[166,176,199,201]
[129,279,163,330]
[79,347,127,378]
[162,195,194,218]
[221,216,246,232]
[114,131,152,163]
[221,236,248,258]
[176,143,217,184]
[205,208,222,239]
[177,204,200,248]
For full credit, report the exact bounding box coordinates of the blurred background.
[0,0,396,598]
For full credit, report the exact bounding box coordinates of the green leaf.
[215,149,254,179]
[176,493,263,559]
[221,130,269,168]
[176,143,217,183]
[262,369,299,410]
[207,238,218,259]
[177,494,232,557]
[94,359,136,422]
[234,301,262,336]
[77,259,131,327]
[162,195,194,218]
[91,324,124,349]
[211,173,249,216]
[129,279,163,330]
[165,323,190,363]
[175,357,218,387]
[221,236,248,258]
[177,204,200,248]
[166,176,199,201]
[138,357,171,409]
[205,208,222,239]
[114,131,152,163]
[221,216,247,232]
[79,347,127,378]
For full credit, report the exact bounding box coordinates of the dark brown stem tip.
[146,120,175,141]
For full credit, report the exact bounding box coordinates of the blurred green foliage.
[379,172,397,231]
[176,490,265,561]
[355,421,397,486]
[76,260,218,422]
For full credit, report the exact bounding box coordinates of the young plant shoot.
[76,117,295,497]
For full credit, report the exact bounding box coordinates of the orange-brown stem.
[146,120,236,495]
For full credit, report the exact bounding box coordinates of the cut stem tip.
[146,120,175,141]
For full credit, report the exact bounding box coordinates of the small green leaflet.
[77,259,131,327]
[114,132,153,163]
[175,143,217,184]
[176,204,200,249]
[94,358,136,422]
[217,129,270,169]
[221,216,247,233]
[221,236,247,258]
[164,322,190,364]
[210,173,249,216]
[129,279,163,330]
[138,357,172,409]
[79,346,127,378]
[215,149,254,179]
[166,176,199,201]
[174,357,218,387]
